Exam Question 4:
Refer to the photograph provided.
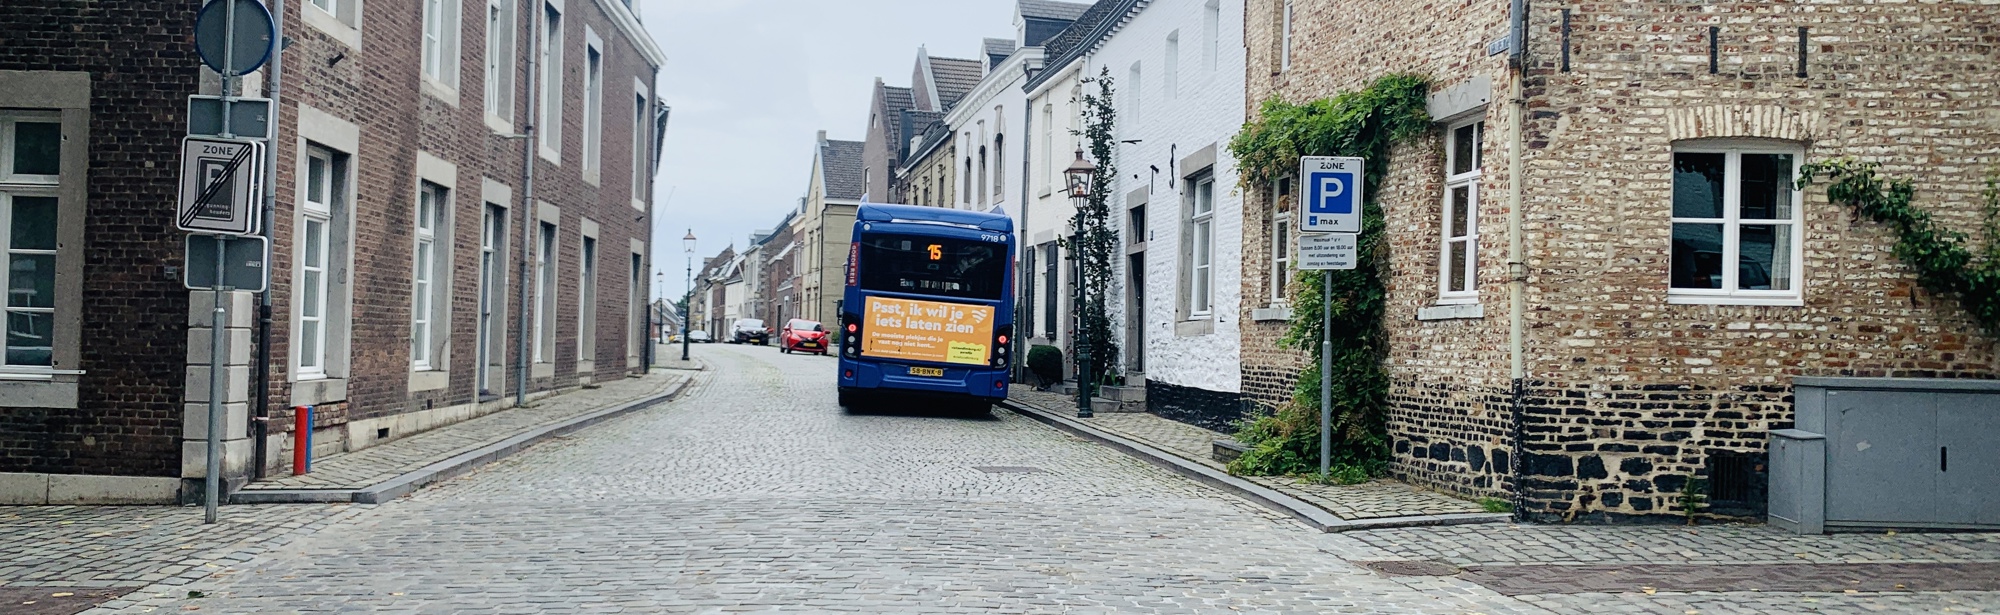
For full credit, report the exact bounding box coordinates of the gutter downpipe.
[253,0,287,480]
[1506,0,1530,518]
[516,12,540,407]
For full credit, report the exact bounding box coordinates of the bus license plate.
[909,367,944,377]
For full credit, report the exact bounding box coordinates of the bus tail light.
[992,324,1013,368]
[841,312,862,357]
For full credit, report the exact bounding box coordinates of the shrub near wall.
[1223,75,1432,478]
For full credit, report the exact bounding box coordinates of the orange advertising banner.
[860,296,994,366]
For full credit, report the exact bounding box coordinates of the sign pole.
[204,0,240,526]
[1320,273,1332,477]
[1296,155,1365,479]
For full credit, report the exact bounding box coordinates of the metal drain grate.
[1358,560,1461,577]
[973,466,1047,474]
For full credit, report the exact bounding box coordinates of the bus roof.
[856,203,1014,233]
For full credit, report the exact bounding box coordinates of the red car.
[779,319,830,355]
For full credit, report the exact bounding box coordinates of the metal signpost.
[187,0,275,525]
[1297,156,1364,477]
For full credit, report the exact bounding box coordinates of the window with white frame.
[1439,119,1482,302]
[1271,213,1291,304]
[1164,31,1180,100]
[537,2,563,162]
[1186,175,1215,317]
[1669,141,1804,304]
[631,89,648,207]
[578,234,597,364]
[1127,62,1142,128]
[582,33,603,181]
[535,221,557,362]
[1280,0,1293,72]
[420,0,461,89]
[1040,104,1052,190]
[303,0,361,46]
[484,0,516,125]
[1204,0,1220,70]
[0,113,61,368]
[310,0,336,12]
[298,148,337,378]
[412,181,445,370]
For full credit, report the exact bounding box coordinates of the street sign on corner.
[176,136,263,236]
[1297,232,1358,271]
[1298,156,1364,234]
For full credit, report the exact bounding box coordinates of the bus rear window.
[857,233,1005,301]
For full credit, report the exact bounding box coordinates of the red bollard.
[293,405,312,475]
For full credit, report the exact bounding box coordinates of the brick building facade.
[1238,0,2000,520]
[0,0,663,503]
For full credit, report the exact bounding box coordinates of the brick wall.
[0,1,203,476]
[1240,0,2000,520]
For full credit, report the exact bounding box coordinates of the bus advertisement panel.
[860,296,994,365]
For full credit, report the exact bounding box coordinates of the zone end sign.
[176,136,263,236]
[1298,156,1364,233]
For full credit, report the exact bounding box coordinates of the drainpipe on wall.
[516,13,540,407]
[1506,0,1531,518]
[1017,79,1034,382]
[253,0,287,479]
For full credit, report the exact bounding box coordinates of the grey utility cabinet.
[1770,377,2000,534]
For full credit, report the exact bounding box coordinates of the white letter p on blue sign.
[1297,156,1363,233]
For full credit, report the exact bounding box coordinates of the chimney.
[817,130,827,145]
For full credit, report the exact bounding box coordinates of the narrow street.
[89,344,1530,613]
[52,344,1993,614]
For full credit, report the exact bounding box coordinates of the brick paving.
[1460,562,2000,595]
[92,344,1553,614]
[244,368,691,491]
[1009,388,1487,521]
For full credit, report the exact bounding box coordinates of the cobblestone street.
[2,344,1988,613]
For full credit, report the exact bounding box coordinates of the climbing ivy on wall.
[1066,69,1121,382]
[1222,74,1433,477]
[1800,159,2000,340]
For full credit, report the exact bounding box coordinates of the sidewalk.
[235,364,696,504]
[1005,388,1502,530]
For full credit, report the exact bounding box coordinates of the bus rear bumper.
[839,358,1008,401]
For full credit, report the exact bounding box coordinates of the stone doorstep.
[1001,399,1510,533]
[228,374,696,505]
[1212,439,1248,463]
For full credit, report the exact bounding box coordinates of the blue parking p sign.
[1298,156,1364,233]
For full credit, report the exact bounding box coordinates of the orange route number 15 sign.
[861,296,994,366]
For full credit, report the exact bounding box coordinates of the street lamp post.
[1063,149,1098,419]
[681,230,696,362]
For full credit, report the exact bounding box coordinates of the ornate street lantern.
[1064,149,1097,200]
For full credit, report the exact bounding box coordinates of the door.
[1937,393,2000,525]
[1825,391,1937,524]
[1126,253,1144,373]
[476,205,506,397]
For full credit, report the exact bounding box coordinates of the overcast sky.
[636,0,1020,301]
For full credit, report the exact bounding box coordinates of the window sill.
[0,374,79,409]
[631,198,646,212]
[420,76,459,107]
[583,170,600,187]
[301,8,361,50]
[1175,318,1215,337]
[485,113,514,136]
[532,362,555,379]
[1667,294,1803,307]
[1251,305,1291,322]
[409,369,449,392]
[290,377,348,407]
[1126,241,1147,255]
[538,147,561,165]
[1417,302,1485,321]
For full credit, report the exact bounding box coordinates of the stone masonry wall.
[1239,0,1519,499]
[0,1,203,476]
[1241,0,2000,520]
[1511,0,2000,521]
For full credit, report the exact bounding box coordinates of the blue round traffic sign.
[194,0,276,76]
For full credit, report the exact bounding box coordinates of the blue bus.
[837,204,1015,411]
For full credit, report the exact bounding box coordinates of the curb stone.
[1002,400,1511,533]
[231,374,696,505]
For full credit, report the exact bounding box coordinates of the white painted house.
[1023,0,1249,428]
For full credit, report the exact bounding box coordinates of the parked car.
[730,318,769,345]
[688,330,713,343]
[779,319,830,355]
